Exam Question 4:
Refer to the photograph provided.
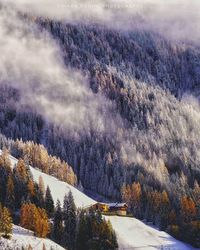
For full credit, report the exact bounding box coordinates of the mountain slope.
[6,150,95,208]
[1,150,197,250]
[0,225,65,250]
[0,11,200,246]
[109,216,197,250]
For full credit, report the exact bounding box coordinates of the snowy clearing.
[108,216,197,250]
[0,225,65,250]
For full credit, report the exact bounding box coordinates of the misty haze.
[0,1,199,250]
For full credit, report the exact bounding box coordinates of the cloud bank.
[0,6,116,134]
[4,0,200,44]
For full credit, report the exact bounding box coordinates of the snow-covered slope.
[0,225,65,250]
[7,151,96,208]
[1,151,198,250]
[109,216,197,250]
[30,166,96,208]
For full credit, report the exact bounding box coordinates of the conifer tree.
[15,159,28,182]
[52,200,63,244]
[39,175,45,195]
[36,208,50,238]
[76,211,88,250]
[13,159,29,208]
[20,203,49,238]
[76,209,118,250]
[27,180,35,198]
[130,182,142,218]
[180,196,197,223]
[5,175,15,211]
[100,219,118,250]
[33,183,45,208]
[159,191,170,230]
[0,205,13,238]
[0,153,11,204]
[63,191,77,250]
[20,203,37,232]
[1,149,12,171]
[44,186,54,218]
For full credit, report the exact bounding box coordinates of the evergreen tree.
[0,154,11,204]
[63,191,77,250]
[76,211,88,250]
[27,180,35,198]
[44,186,54,218]
[52,200,63,244]
[14,159,28,182]
[5,175,15,211]
[76,209,118,250]
[0,149,12,171]
[159,191,170,230]
[13,159,29,208]
[33,183,45,208]
[180,196,197,223]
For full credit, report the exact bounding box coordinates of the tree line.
[122,182,200,247]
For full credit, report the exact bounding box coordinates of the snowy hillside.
[1,151,198,250]
[0,225,65,250]
[109,216,197,250]
[7,151,96,208]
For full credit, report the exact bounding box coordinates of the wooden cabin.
[93,203,109,213]
[92,202,128,216]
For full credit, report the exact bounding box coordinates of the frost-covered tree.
[63,191,77,250]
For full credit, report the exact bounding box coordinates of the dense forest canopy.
[0,1,200,246]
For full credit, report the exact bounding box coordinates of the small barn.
[92,202,128,216]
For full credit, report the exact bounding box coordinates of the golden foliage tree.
[15,159,28,182]
[39,175,45,195]
[36,208,50,238]
[130,182,142,216]
[5,175,15,210]
[27,180,35,197]
[20,203,50,238]
[180,196,197,223]
[0,204,13,238]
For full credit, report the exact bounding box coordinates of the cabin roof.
[98,202,127,208]
[108,203,127,208]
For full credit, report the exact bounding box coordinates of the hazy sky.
[3,0,199,44]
